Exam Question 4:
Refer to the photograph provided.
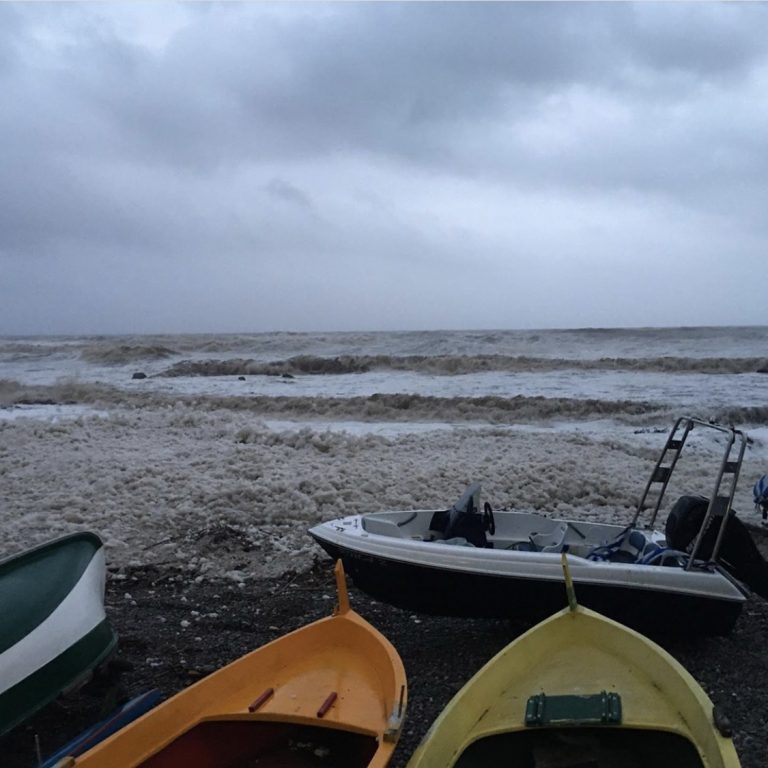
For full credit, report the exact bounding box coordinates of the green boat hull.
[0,533,117,735]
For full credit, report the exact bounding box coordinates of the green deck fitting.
[525,691,622,727]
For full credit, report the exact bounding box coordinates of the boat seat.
[636,545,689,568]
[429,482,490,548]
[529,522,569,553]
[362,517,407,538]
[590,528,657,563]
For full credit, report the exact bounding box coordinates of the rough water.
[1,326,767,580]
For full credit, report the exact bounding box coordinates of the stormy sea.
[2,325,768,577]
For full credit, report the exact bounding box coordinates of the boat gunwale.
[309,520,749,603]
[101,608,404,730]
[0,531,104,573]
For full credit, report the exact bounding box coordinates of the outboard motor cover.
[666,495,768,599]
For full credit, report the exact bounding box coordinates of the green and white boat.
[0,532,117,735]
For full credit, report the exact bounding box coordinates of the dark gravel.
[4,560,767,768]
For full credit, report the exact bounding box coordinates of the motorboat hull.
[314,536,743,636]
[309,507,747,637]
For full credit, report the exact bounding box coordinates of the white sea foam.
[0,403,109,422]
[1,403,765,581]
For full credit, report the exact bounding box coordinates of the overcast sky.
[2,2,767,335]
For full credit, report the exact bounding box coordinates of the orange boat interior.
[138,720,379,768]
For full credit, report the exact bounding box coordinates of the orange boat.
[59,561,407,768]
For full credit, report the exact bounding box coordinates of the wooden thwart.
[248,688,274,712]
[317,692,338,718]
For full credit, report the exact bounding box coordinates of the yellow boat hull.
[407,602,740,768]
[67,563,406,768]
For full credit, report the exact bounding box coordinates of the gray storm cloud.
[1,2,767,334]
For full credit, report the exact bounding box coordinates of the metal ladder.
[631,416,747,569]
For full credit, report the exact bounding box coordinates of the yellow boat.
[59,561,406,768]
[407,554,740,768]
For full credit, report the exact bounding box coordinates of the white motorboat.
[310,417,766,636]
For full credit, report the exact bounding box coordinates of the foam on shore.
[2,402,765,583]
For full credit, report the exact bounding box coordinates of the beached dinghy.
[406,555,741,768]
[41,690,163,768]
[67,561,407,768]
[310,417,763,636]
[0,532,117,736]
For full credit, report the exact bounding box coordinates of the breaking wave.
[160,354,768,377]
[5,376,768,426]
[80,344,178,364]
[202,394,768,429]
[162,355,371,377]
